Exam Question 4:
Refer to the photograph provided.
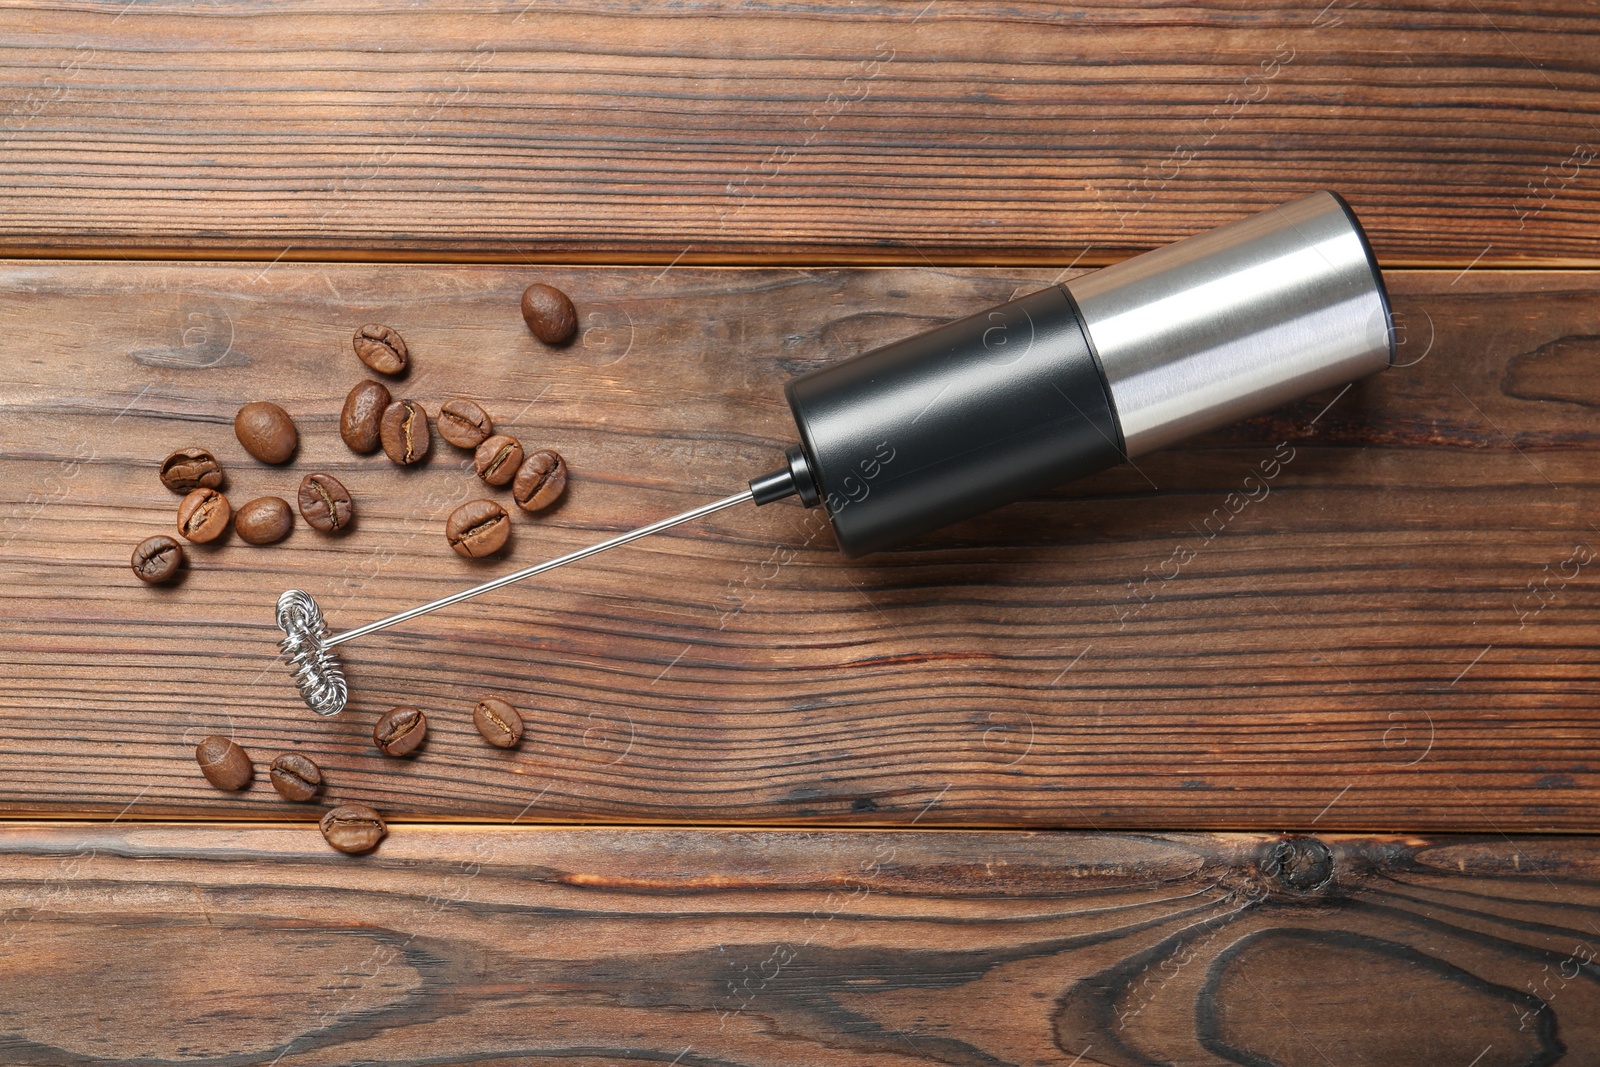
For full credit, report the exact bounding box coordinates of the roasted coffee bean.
[380,399,431,465]
[521,283,577,343]
[159,447,224,493]
[474,434,522,487]
[298,472,353,533]
[234,495,294,545]
[446,499,510,558]
[320,803,386,854]
[340,379,391,454]
[269,752,322,801]
[473,697,524,748]
[373,705,427,757]
[131,534,184,583]
[234,401,298,464]
[437,398,493,449]
[177,487,231,543]
[352,323,408,376]
[353,323,409,377]
[512,449,568,512]
[195,735,253,791]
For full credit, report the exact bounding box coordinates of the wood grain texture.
[2,825,1598,1065]
[0,1,1598,264]
[2,260,1598,829]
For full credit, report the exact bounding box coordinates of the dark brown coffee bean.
[374,705,427,757]
[195,735,253,791]
[474,434,522,486]
[473,697,524,748]
[352,323,408,376]
[512,449,568,512]
[340,379,391,454]
[320,803,386,854]
[177,487,231,543]
[380,399,431,465]
[234,495,294,545]
[234,401,298,464]
[298,472,353,533]
[521,283,577,343]
[131,534,184,583]
[446,499,510,558]
[159,447,224,493]
[269,752,322,801]
[437,398,493,449]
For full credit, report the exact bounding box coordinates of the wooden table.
[3,2,1598,1062]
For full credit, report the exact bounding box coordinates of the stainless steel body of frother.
[280,191,1394,714]
[1068,189,1393,456]
[774,189,1394,554]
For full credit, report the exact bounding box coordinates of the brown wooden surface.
[0,1,1598,265]
[3,260,1598,830]
[2,825,1598,1065]
[4,2,1599,1055]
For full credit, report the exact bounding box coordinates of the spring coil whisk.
[273,488,757,715]
[276,589,348,717]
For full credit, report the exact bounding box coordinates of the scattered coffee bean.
[474,433,522,486]
[473,697,524,748]
[340,379,391,454]
[521,283,577,343]
[320,803,386,854]
[373,705,427,757]
[159,447,224,493]
[234,401,298,464]
[437,398,493,449]
[177,487,231,543]
[352,323,409,376]
[269,752,323,801]
[131,534,184,584]
[512,449,568,512]
[195,735,253,791]
[380,399,431,465]
[234,495,294,545]
[298,472,353,533]
[446,499,510,558]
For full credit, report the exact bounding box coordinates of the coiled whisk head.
[276,589,348,717]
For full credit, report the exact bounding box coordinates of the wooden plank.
[1,260,1597,829]
[0,1,1597,264]
[1,824,1596,1064]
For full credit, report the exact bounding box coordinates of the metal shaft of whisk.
[324,487,755,648]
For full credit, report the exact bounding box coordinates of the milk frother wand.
[279,190,1395,716]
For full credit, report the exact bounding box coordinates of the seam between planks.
[0,246,1595,271]
[0,817,1595,835]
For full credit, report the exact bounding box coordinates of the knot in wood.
[1261,836,1335,896]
